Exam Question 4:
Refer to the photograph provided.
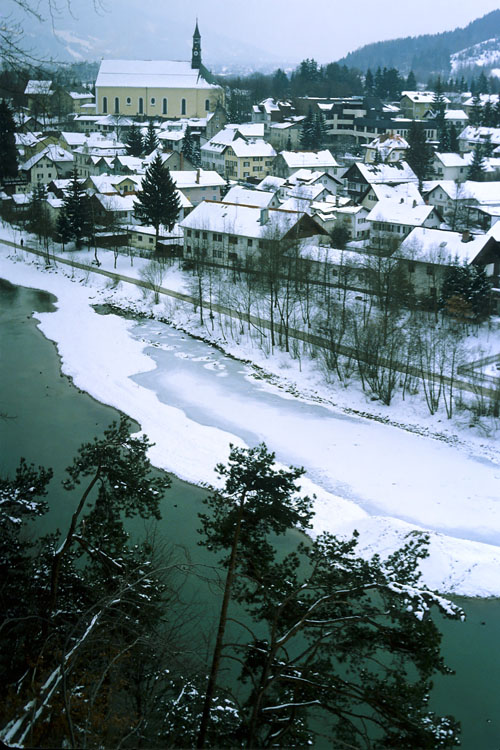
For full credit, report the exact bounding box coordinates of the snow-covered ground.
[2,234,500,597]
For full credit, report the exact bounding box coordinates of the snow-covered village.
[2,1,500,747]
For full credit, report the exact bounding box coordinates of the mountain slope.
[338,10,500,79]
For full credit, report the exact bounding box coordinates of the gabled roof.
[349,161,418,185]
[180,200,315,239]
[95,60,218,90]
[368,182,423,204]
[366,200,436,226]
[278,149,339,168]
[223,185,277,208]
[227,138,276,158]
[459,126,500,145]
[401,90,450,104]
[170,169,226,188]
[434,152,472,168]
[25,80,52,95]
[399,227,494,264]
[22,145,73,171]
[256,175,286,191]
[426,180,500,204]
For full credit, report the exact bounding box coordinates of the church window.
[138,97,144,115]
[114,97,119,114]
[205,99,210,112]
[162,98,168,114]
[102,96,108,114]
[181,98,186,115]
[126,97,131,105]
[151,97,156,106]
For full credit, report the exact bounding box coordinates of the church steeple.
[192,20,201,69]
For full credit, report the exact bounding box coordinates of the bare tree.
[140,258,166,304]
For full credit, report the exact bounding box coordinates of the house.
[285,168,340,195]
[179,200,329,262]
[400,91,450,119]
[169,169,226,205]
[24,80,53,120]
[361,181,424,211]
[267,120,304,151]
[398,226,500,301]
[425,180,500,226]
[366,200,442,247]
[223,138,276,180]
[127,223,184,254]
[222,185,281,208]
[343,161,418,202]
[273,149,340,178]
[95,23,223,119]
[311,201,370,240]
[432,152,472,182]
[362,133,409,164]
[20,145,74,187]
[458,126,500,154]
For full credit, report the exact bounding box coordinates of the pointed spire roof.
[193,19,201,38]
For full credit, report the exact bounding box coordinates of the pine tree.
[0,98,18,183]
[313,111,327,149]
[300,106,316,149]
[469,94,482,127]
[406,120,433,187]
[481,100,495,127]
[440,261,491,321]
[182,124,201,167]
[56,207,72,250]
[63,168,92,249]
[439,122,451,152]
[365,68,374,94]
[406,70,417,90]
[144,121,158,154]
[468,143,486,181]
[432,76,447,143]
[134,153,181,250]
[449,122,459,152]
[125,123,143,157]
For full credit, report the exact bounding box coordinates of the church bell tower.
[192,20,201,69]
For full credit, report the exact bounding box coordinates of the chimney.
[462,229,472,243]
[260,207,269,225]
[400,197,404,203]
[196,168,200,184]
[412,199,417,208]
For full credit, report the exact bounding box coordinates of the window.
[47,173,51,178]
[126,97,131,105]
[138,97,144,115]
[243,161,250,167]
[243,172,249,177]
[202,231,208,239]
[408,262,415,273]
[247,239,253,247]
[102,96,108,114]
[426,265,434,276]
[205,98,210,111]
[138,235,143,241]
[114,96,119,114]
[149,237,154,244]
[195,230,200,238]
[181,98,186,115]
[187,229,192,237]
[162,98,168,115]
[186,245,191,254]
[228,235,237,244]
[151,97,156,106]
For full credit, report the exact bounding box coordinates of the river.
[1,278,499,749]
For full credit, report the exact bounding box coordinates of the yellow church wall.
[96,86,223,118]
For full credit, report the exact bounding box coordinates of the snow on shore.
[1,245,500,597]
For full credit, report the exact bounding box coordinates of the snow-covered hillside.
[451,36,500,75]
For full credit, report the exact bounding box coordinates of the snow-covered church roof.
[95,60,217,90]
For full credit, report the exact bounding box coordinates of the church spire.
[192,19,201,69]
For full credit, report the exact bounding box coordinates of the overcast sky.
[167,0,500,62]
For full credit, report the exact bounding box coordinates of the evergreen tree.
[469,93,482,127]
[272,68,289,99]
[144,120,158,154]
[482,133,494,158]
[432,76,447,143]
[406,121,433,187]
[196,443,462,748]
[300,106,316,149]
[481,100,495,127]
[477,70,489,94]
[313,111,327,149]
[468,143,486,180]
[439,122,451,152]
[181,124,201,167]
[364,68,374,95]
[494,99,500,128]
[449,122,459,152]
[125,122,144,157]
[56,207,72,250]
[134,153,181,250]
[440,261,491,321]
[286,133,292,151]
[0,98,18,183]
[406,70,417,90]
[63,168,92,249]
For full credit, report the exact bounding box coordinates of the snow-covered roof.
[368,182,423,204]
[60,131,88,147]
[95,60,218,90]
[180,200,303,239]
[366,132,409,151]
[444,109,468,120]
[287,169,331,186]
[399,227,492,264]
[95,193,136,211]
[299,244,366,266]
[85,175,122,193]
[15,132,42,147]
[353,161,418,185]
[256,175,286,191]
[69,91,94,100]
[223,185,277,208]
[459,126,500,146]
[463,94,500,107]
[434,152,472,168]
[25,80,52,95]
[158,130,185,142]
[227,138,276,158]
[287,183,328,202]
[170,169,226,188]
[279,149,339,168]
[401,90,450,104]
[22,145,74,171]
[367,200,436,226]
[426,180,500,204]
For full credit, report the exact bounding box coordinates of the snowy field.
[1,236,500,597]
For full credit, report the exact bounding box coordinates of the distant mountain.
[337,10,500,80]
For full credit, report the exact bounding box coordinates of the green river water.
[1,277,499,749]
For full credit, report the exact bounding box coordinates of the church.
[94,22,223,119]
